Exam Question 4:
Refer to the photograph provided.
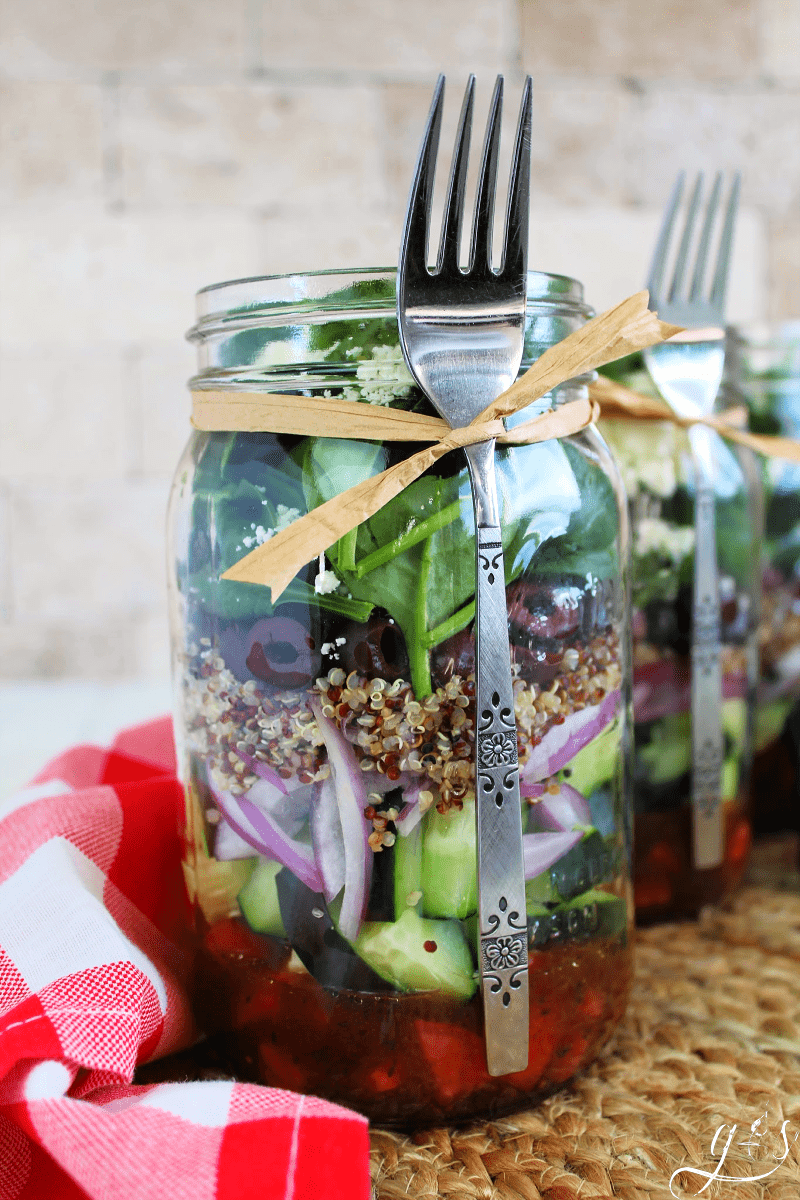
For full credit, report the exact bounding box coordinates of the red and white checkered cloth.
[0,716,370,1200]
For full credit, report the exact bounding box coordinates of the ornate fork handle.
[689,424,724,869]
[464,438,529,1076]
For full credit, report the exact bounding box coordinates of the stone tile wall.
[1,0,798,680]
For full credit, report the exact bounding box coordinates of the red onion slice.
[310,698,372,941]
[523,829,583,880]
[527,781,592,833]
[395,775,430,836]
[309,774,347,903]
[234,751,289,794]
[211,783,323,893]
[521,689,620,784]
[214,816,260,862]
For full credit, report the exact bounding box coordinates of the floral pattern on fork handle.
[690,424,724,869]
[467,437,529,1076]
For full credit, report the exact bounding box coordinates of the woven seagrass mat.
[371,878,800,1200]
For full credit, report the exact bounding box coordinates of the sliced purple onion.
[394,775,430,836]
[527,782,592,834]
[235,751,289,794]
[309,774,347,903]
[310,698,372,942]
[521,689,620,785]
[211,782,323,893]
[214,815,263,862]
[523,829,584,880]
[245,775,318,840]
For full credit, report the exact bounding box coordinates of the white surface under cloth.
[0,680,173,801]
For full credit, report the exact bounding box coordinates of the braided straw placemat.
[371,885,800,1200]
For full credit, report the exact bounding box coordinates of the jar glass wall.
[168,269,634,1126]
[599,353,758,921]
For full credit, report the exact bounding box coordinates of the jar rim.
[189,266,591,340]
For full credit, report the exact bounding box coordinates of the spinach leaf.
[302,435,583,697]
[532,443,619,580]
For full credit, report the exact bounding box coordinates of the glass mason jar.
[168,268,634,1127]
[726,323,800,840]
[599,353,758,922]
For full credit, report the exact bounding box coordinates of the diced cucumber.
[721,755,739,801]
[564,887,628,940]
[639,712,691,784]
[394,821,423,916]
[420,799,477,919]
[238,858,287,936]
[754,698,792,754]
[353,907,477,999]
[560,718,621,796]
[525,868,559,911]
[722,697,747,752]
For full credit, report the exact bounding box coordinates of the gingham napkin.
[0,716,370,1200]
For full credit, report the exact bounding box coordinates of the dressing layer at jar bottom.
[194,922,632,1127]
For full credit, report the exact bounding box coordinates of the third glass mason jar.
[168,268,633,1126]
[600,353,758,922]
[727,323,800,840]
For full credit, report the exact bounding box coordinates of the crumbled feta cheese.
[314,569,341,595]
[275,505,300,532]
[355,344,415,406]
[635,517,695,562]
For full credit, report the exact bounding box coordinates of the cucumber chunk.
[353,907,477,999]
[560,718,621,796]
[238,858,287,936]
[394,821,423,916]
[421,799,477,919]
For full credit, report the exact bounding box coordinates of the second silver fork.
[644,171,740,870]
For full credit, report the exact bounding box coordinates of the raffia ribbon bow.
[191,290,689,600]
[590,373,800,464]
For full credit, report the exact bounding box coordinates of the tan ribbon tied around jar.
[590,372,800,461]
[191,290,684,600]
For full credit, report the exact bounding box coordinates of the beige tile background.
[1,0,798,684]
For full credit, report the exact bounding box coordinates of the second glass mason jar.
[600,354,758,922]
[168,269,634,1126]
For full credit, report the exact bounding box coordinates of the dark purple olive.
[507,580,584,642]
[245,616,321,688]
[431,630,474,684]
[510,645,564,685]
[341,615,409,681]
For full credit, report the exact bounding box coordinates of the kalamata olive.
[341,614,409,681]
[507,579,584,642]
[431,630,474,683]
[510,644,563,685]
[245,616,321,688]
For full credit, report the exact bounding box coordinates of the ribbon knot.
[191,290,683,600]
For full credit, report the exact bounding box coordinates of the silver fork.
[643,171,741,871]
[397,74,532,1076]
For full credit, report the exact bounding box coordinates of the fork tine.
[469,76,503,272]
[688,171,722,302]
[399,74,445,281]
[646,171,684,307]
[499,75,532,282]
[668,172,703,302]
[437,76,475,273]
[709,172,741,313]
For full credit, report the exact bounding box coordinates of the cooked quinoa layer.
[183,632,621,818]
